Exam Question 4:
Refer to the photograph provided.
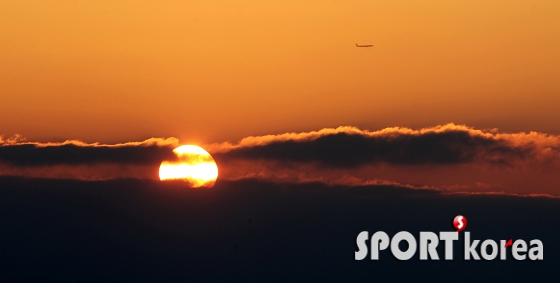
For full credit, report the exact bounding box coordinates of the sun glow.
[159,145,218,187]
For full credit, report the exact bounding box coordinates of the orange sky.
[1,0,559,144]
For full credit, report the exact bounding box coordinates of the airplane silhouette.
[355,43,373,48]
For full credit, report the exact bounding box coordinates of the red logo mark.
[504,239,512,248]
[453,215,467,232]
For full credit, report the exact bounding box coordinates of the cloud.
[2,124,560,196]
[208,124,560,196]
[211,123,559,167]
[0,137,179,166]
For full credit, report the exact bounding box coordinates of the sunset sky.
[1,2,559,282]
[2,0,559,144]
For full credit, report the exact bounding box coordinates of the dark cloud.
[214,129,530,167]
[0,142,177,166]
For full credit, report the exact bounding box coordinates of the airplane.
[356,43,373,48]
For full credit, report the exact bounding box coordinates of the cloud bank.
[2,124,560,195]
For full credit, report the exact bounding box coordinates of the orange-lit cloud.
[209,124,560,196]
[210,123,560,166]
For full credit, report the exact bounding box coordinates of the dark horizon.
[0,176,558,282]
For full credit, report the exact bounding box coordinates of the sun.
[159,145,218,187]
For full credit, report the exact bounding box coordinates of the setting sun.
[159,145,218,187]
